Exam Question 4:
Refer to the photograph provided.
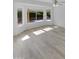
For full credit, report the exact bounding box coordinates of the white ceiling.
[14,0,53,7]
[14,0,53,3]
[14,0,65,7]
[14,0,65,3]
[35,0,53,3]
[36,0,65,3]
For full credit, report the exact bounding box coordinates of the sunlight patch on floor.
[21,35,30,41]
[54,26,59,28]
[33,30,45,35]
[43,27,53,31]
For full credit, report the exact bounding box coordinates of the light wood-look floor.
[13,25,65,59]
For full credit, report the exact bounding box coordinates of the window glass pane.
[37,12,43,20]
[47,11,51,19]
[29,12,36,22]
[17,10,22,24]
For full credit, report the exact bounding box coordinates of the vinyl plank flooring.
[13,25,65,59]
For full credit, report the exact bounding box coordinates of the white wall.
[54,3,65,28]
[13,2,53,36]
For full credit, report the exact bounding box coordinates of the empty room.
[13,0,65,59]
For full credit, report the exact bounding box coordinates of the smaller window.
[17,10,22,24]
[47,11,51,19]
[37,12,43,20]
[29,11,36,22]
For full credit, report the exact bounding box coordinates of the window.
[27,10,44,22]
[29,11,36,22]
[17,10,22,24]
[37,12,43,20]
[47,11,51,19]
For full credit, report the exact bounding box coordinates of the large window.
[17,10,22,24]
[37,12,43,20]
[47,11,51,19]
[27,10,43,22]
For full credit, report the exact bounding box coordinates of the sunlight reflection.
[54,26,58,28]
[21,35,30,41]
[33,30,45,35]
[43,27,53,31]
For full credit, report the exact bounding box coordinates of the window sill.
[27,20,52,24]
[46,20,52,21]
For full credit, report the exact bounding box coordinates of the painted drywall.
[54,3,65,28]
[13,2,53,36]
